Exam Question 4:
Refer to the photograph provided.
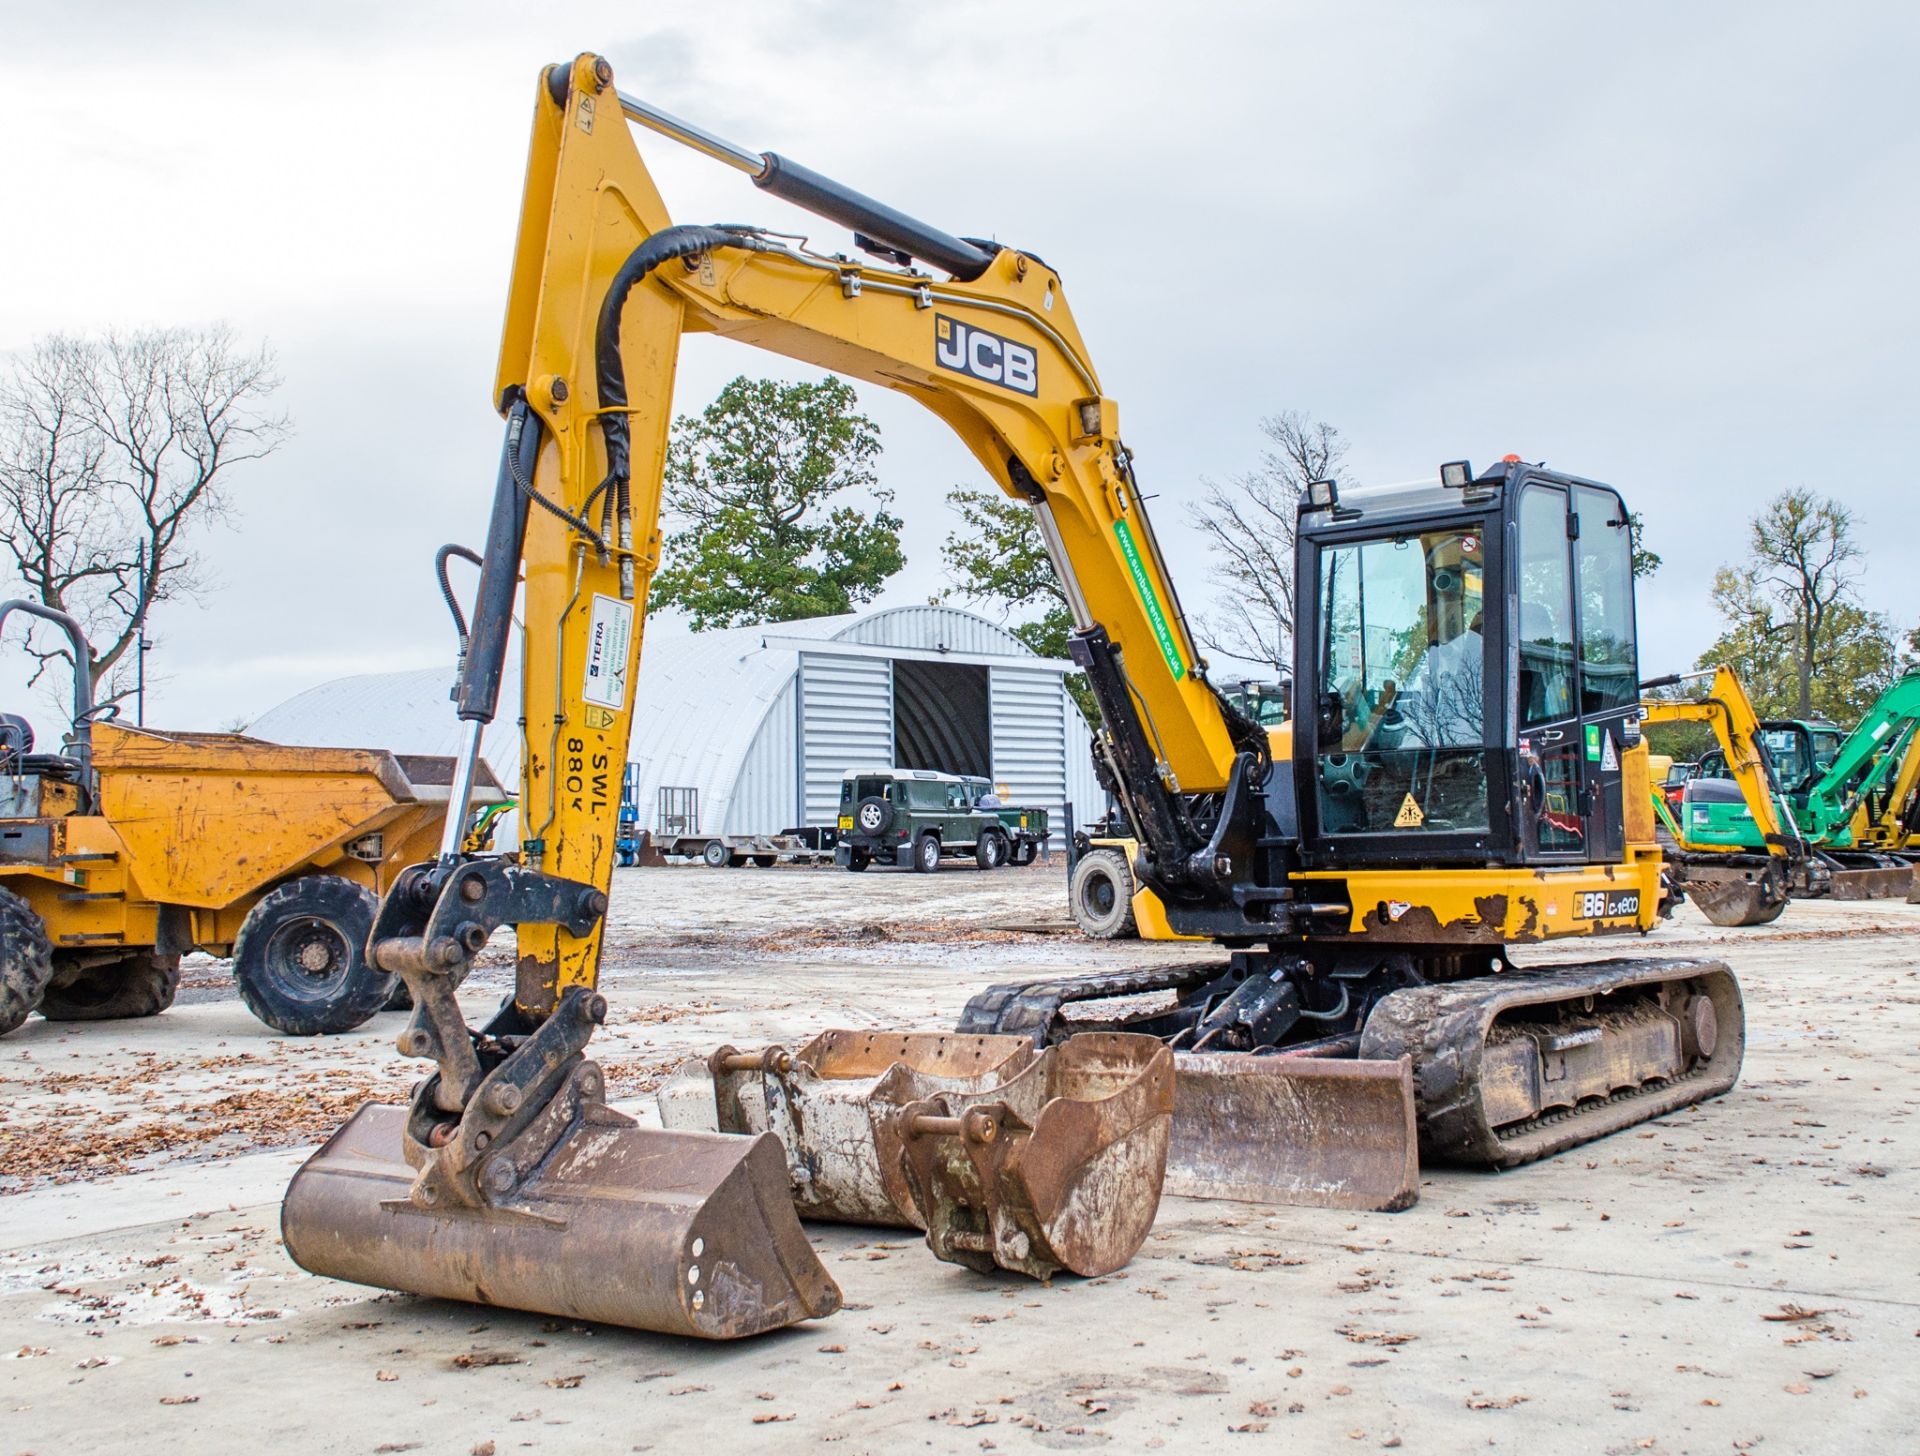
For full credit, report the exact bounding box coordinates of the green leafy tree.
[1704,557,1896,726]
[1626,511,1661,579]
[1694,490,1896,722]
[936,484,1095,723]
[650,376,903,628]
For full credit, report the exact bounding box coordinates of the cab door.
[1511,481,1639,863]
[1568,483,1640,863]
[1513,483,1589,860]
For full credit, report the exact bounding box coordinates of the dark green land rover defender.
[833,768,1048,872]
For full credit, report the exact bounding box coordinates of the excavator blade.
[1166,1053,1420,1211]
[1824,864,1918,901]
[895,1032,1173,1280]
[1360,956,1744,1168]
[282,1102,841,1339]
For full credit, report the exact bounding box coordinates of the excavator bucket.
[1166,1053,1420,1211]
[657,1029,1037,1227]
[894,1032,1173,1280]
[282,1102,842,1339]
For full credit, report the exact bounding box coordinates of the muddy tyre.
[0,886,54,1035]
[39,950,180,1022]
[846,846,872,872]
[914,832,942,874]
[975,829,1008,871]
[1071,850,1137,939]
[233,876,390,1036]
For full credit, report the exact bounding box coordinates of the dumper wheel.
[0,886,54,1036]
[233,876,391,1036]
[38,950,180,1021]
[1071,850,1137,939]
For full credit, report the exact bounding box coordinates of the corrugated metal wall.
[835,605,1030,658]
[799,652,894,824]
[990,665,1069,838]
[722,676,801,834]
[1061,690,1105,837]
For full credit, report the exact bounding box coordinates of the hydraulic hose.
[434,544,484,658]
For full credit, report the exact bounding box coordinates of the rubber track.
[1358,955,1745,1169]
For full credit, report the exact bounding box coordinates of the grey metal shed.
[250,605,1100,848]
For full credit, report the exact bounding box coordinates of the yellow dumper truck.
[1,601,501,1036]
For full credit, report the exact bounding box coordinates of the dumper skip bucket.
[657,1029,1038,1227]
[282,1102,842,1339]
[893,1032,1174,1281]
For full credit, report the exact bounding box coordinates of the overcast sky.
[3,2,1917,748]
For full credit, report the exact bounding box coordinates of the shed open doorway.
[894,659,991,778]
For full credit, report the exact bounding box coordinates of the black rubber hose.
[435,544,484,656]
[594,224,747,509]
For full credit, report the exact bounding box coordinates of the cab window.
[1516,486,1575,727]
[1314,526,1489,835]
[1573,486,1637,714]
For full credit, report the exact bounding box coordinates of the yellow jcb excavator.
[283,53,1746,1340]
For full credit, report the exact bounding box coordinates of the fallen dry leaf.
[159,1395,200,1406]
[473,1444,496,1456]
[1763,1305,1829,1323]
[1784,1382,1810,1395]
[376,1370,398,1382]
[1465,1394,1529,1410]
[667,1384,710,1396]
[752,1412,796,1424]
[544,1374,584,1389]
[451,1350,524,1370]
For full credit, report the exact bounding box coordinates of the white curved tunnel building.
[250,605,1102,847]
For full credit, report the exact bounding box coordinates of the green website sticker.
[1585,723,1602,761]
[1113,519,1184,680]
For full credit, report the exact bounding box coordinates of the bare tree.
[0,326,289,712]
[1185,411,1350,676]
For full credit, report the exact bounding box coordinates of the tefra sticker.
[582,593,634,711]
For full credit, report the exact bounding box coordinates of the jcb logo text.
[935,315,1037,395]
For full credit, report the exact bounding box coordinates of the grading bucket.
[282,1102,842,1339]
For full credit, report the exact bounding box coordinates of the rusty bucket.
[1167,1053,1419,1211]
[657,1029,1036,1227]
[891,1032,1174,1280]
[282,1102,842,1339]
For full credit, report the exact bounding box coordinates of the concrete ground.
[2,862,1916,1454]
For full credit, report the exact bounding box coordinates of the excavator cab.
[1297,462,1643,874]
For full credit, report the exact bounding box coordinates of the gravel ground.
[2,865,1916,1454]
